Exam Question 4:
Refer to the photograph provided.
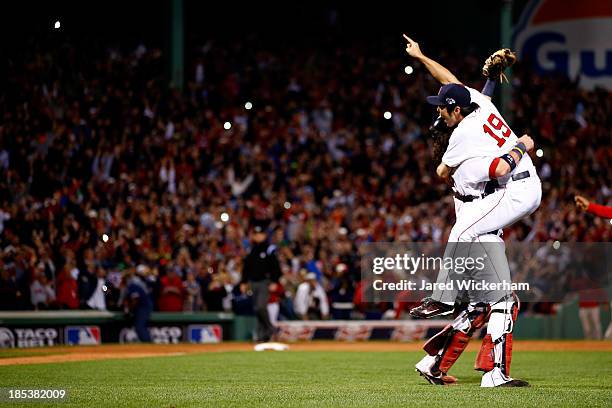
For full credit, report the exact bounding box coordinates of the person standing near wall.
[124,266,153,342]
[241,220,282,342]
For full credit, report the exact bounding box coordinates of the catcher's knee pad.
[475,297,518,376]
[424,303,487,355]
[423,304,487,374]
[423,324,452,357]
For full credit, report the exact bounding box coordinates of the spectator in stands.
[183,271,203,311]
[56,263,79,310]
[294,273,329,320]
[302,245,323,283]
[103,267,126,311]
[393,290,422,320]
[30,270,55,310]
[267,281,285,326]
[78,248,99,309]
[78,270,97,310]
[352,278,393,320]
[231,283,254,316]
[0,267,20,310]
[204,273,228,312]
[158,267,184,312]
[328,263,354,319]
[37,248,57,282]
[86,266,108,311]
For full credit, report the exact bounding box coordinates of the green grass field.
[1,350,611,407]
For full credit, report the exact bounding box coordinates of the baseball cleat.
[416,368,444,385]
[481,367,529,387]
[409,297,454,319]
[499,379,530,387]
[415,368,457,385]
[415,355,457,385]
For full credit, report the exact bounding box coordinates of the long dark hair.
[430,117,452,164]
[459,102,479,117]
[430,101,479,168]
[443,102,480,119]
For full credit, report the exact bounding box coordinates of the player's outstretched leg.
[476,296,529,387]
[414,303,487,385]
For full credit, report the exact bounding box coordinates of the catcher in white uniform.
[402,35,542,387]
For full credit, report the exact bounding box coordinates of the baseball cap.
[136,264,149,275]
[251,219,270,233]
[426,83,471,107]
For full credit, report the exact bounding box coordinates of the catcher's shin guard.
[475,333,514,375]
[422,304,487,375]
[475,298,518,376]
[475,334,494,372]
[438,331,470,374]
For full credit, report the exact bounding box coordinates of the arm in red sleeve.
[587,202,612,218]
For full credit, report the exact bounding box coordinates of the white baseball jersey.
[443,87,536,196]
[430,87,543,307]
[450,156,492,197]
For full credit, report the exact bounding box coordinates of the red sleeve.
[352,282,363,311]
[587,202,612,218]
[489,157,500,179]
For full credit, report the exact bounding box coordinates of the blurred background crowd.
[0,27,610,319]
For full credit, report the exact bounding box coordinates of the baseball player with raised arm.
[402,35,541,387]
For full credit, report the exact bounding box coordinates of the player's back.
[456,87,518,157]
[443,87,536,182]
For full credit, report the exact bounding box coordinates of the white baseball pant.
[449,175,542,242]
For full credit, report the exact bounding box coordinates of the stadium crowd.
[0,34,610,318]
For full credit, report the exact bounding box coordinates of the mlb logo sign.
[65,326,101,346]
[187,325,222,344]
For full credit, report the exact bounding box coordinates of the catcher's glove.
[482,48,517,83]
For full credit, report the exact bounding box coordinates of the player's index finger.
[402,34,413,43]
